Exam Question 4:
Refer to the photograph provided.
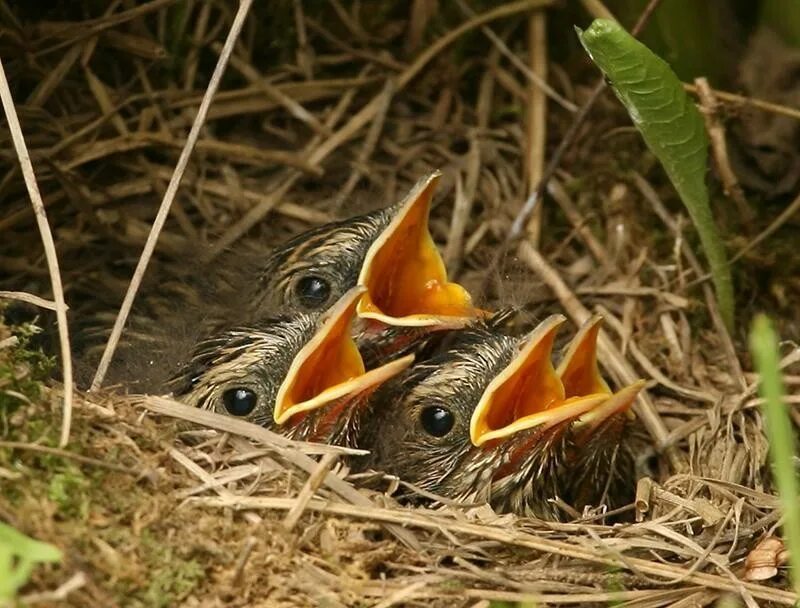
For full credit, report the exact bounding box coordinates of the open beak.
[274,287,414,426]
[571,380,645,446]
[555,316,644,446]
[470,315,645,448]
[356,171,480,328]
[470,315,606,446]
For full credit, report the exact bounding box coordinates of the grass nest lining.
[0,1,798,606]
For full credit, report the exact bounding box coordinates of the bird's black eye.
[420,406,454,437]
[222,387,258,416]
[294,275,331,309]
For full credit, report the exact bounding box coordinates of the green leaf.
[577,19,734,330]
[0,523,62,600]
[749,315,800,598]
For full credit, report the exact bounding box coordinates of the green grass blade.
[577,19,734,330]
[749,315,800,597]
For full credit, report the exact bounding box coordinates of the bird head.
[170,287,413,445]
[363,315,644,517]
[249,172,482,329]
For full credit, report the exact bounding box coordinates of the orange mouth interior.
[357,172,480,328]
[274,287,413,425]
[556,315,610,397]
[470,315,644,447]
[472,316,566,444]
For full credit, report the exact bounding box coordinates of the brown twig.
[138,395,362,456]
[579,0,616,21]
[524,9,548,243]
[683,82,800,122]
[283,452,338,531]
[694,77,752,223]
[229,536,257,586]
[455,0,576,113]
[729,187,800,268]
[0,290,64,312]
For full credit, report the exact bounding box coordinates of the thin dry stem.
[0,58,74,447]
[0,290,63,311]
[89,0,255,390]
[525,9,547,243]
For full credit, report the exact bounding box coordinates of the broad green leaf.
[749,315,800,597]
[0,523,62,600]
[577,19,734,330]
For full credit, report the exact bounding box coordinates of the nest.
[1,1,798,606]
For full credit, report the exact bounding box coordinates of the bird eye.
[294,275,331,309]
[222,387,258,416]
[420,406,454,437]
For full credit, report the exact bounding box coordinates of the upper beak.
[356,171,481,328]
[469,315,644,447]
[274,286,414,426]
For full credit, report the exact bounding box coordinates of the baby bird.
[178,171,482,379]
[170,287,412,447]
[361,315,645,519]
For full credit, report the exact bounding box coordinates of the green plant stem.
[749,314,800,599]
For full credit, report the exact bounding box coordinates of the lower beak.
[356,172,482,328]
[274,287,413,426]
[470,315,645,448]
[571,380,645,446]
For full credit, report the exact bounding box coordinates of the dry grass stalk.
[89,0,256,390]
[0,58,74,447]
[524,10,547,244]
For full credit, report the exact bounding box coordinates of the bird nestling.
[169,287,412,447]
[361,315,645,519]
